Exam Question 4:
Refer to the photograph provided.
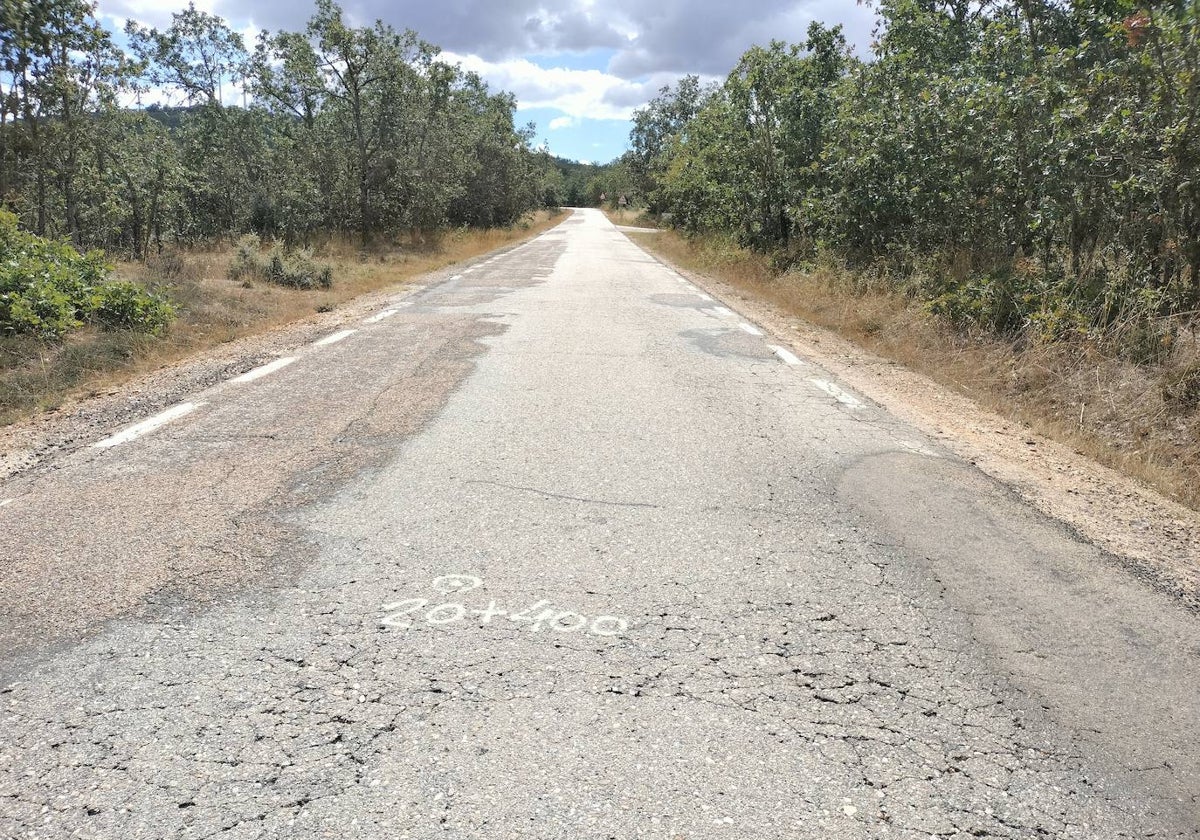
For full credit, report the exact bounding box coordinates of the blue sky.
[95,1,876,164]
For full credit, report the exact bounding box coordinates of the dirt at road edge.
[638,240,1200,613]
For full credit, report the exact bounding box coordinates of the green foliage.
[638,2,1200,355]
[230,234,333,290]
[0,210,172,338]
[2,1,547,255]
[90,281,175,333]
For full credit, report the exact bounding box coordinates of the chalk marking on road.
[769,345,804,366]
[313,329,357,347]
[809,378,863,408]
[380,577,630,637]
[433,574,483,594]
[93,402,203,449]
[231,357,297,383]
[363,309,398,324]
[738,323,764,336]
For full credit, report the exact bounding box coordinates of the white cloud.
[548,116,577,130]
[445,52,671,121]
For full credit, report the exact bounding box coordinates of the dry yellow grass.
[636,229,1200,511]
[0,211,564,425]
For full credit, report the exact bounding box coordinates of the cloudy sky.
[94,0,877,163]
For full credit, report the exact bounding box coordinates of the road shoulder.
[631,236,1200,612]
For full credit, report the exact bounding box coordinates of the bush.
[91,281,175,334]
[230,234,332,290]
[0,210,173,339]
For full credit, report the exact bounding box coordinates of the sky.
[93,0,877,164]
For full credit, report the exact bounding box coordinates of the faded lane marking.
[898,440,941,458]
[739,323,764,337]
[810,378,863,408]
[231,357,297,383]
[313,329,357,347]
[769,345,804,366]
[363,309,398,324]
[93,403,204,449]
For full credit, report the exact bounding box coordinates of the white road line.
[363,309,398,324]
[769,345,804,366]
[738,323,764,337]
[809,378,863,408]
[313,329,357,347]
[231,357,297,383]
[93,402,203,449]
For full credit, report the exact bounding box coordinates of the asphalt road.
[1,209,1198,838]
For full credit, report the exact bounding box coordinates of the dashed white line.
[769,345,804,366]
[809,378,863,408]
[93,402,203,449]
[363,309,398,324]
[738,323,764,337]
[313,329,357,347]
[231,357,297,383]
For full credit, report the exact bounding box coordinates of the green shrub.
[0,210,174,339]
[91,281,175,333]
[229,234,332,290]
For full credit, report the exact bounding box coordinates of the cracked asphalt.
[1,209,1198,838]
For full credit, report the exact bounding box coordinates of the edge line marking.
[314,329,357,347]
[809,378,863,408]
[769,345,803,366]
[231,357,297,383]
[93,403,203,449]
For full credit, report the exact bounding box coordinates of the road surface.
[1,209,1198,838]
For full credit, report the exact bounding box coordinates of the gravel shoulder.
[636,240,1200,612]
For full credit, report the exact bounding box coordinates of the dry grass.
[637,229,1200,511]
[0,211,564,425]
[603,208,660,228]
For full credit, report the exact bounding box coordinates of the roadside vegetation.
[0,0,573,424]
[609,1,1200,508]
[619,1,1200,506]
[0,212,561,424]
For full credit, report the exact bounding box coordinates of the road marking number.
[379,577,629,637]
